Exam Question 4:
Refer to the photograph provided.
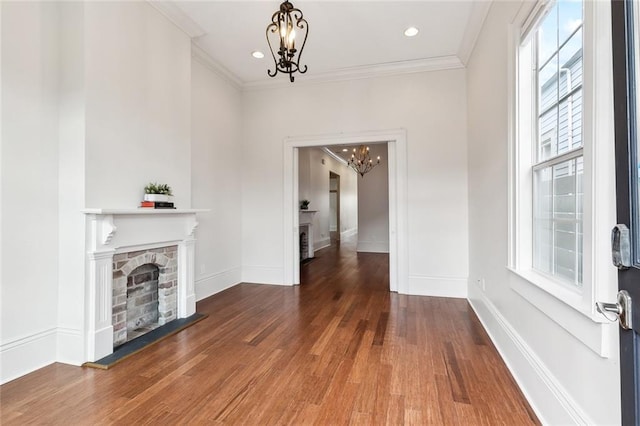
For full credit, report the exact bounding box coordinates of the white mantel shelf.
[82,208,209,215]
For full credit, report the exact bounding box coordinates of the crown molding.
[147,0,206,39]
[242,55,464,91]
[192,44,243,90]
[322,147,349,166]
[457,0,493,66]
[149,0,480,91]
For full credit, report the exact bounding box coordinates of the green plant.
[144,182,173,196]
[300,199,310,209]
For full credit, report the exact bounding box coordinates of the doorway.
[283,129,409,293]
[329,172,340,244]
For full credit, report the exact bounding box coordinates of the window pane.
[559,28,583,96]
[539,106,558,161]
[533,157,583,287]
[538,3,558,66]
[570,89,583,149]
[558,0,583,46]
[534,166,553,273]
[539,53,559,113]
[536,0,584,161]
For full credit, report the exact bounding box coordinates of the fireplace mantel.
[82,208,208,215]
[82,208,208,361]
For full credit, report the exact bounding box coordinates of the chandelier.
[266,1,309,83]
[347,145,381,177]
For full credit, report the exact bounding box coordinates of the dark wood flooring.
[1,237,538,425]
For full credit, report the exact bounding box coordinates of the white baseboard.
[341,228,357,238]
[469,290,594,425]
[56,327,83,366]
[195,267,241,301]
[241,265,287,285]
[1,328,57,384]
[314,238,331,251]
[406,275,467,298]
[356,240,389,253]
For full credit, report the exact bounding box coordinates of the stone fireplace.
[299,210,317,260]
[83,209,205,361]
[112,246,178,346]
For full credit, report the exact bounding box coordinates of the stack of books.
[140,200,175,209]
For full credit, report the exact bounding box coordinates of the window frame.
[507,0,618,356]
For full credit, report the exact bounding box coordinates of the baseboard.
[469,290,594,425]
[241,265,286,285]
[405,275,467,298]
[56,327,84,366]
[340,228,357,239]
[1,328,57,384]
[314,238,331,251]
[356,240,389,253]
[195,267,241,301]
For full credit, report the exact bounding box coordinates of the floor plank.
[0,236,538,425]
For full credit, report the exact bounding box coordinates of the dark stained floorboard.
[0,236,538,425]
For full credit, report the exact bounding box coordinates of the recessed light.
[342,148,349,152]
[404,27,419,37]
[252,51,265,59]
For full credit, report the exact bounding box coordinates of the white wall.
[298,147,357,249]
[191,58,242,299]
[1,0,200,381]
[1,1,60,382]
[57,1,85,366]
[357,143,389,253]
[338,162,358,239]
[466,1,620,424]
[83,1,191,208]
[242,71,469,297]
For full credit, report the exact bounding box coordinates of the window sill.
[507,267,614,358]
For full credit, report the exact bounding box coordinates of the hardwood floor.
[1,237,538,425]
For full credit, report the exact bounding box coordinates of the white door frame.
[283,129,408,293]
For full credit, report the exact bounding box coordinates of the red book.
[140,201,154,207]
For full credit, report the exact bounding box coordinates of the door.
[611,0,640,424]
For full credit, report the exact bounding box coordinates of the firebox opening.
[126,264,160,342]
[112,245,178,349]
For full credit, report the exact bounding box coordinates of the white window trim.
[507,0,618,357]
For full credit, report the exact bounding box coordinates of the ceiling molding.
[243,56,464,91]
[457,0,493,66]
[147,1,207,39]
[192,44,243,90]
[322,147,349,166]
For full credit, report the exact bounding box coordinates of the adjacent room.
[2,0,635,424]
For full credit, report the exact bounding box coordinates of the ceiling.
[151,1,491,89]
[324,142,387,164]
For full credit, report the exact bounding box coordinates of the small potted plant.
[144,182,173,202]
[300,199,310,210]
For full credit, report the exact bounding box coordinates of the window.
[530,0,584,287]
[509,0,617,349]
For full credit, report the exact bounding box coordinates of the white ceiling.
[152,1,491,88]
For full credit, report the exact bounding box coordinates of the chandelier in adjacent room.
[347,145,381,177]
[266,1,309,83]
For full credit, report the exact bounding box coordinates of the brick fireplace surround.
[83,209,205,362]
[112,246,178,346]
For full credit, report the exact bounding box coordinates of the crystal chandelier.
[266,1,309,83]
[348,145,381,177]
